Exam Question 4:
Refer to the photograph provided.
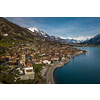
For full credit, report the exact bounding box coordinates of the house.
[8,57,17,68]
[33,47,38,51]
[35,59,42,64]
[41,52,45,56]
[55,52,59,55]
[42,59,51,64]
[24,60,34,75]
[32,57,37,62]
[3,33,8,36]
[51,56,59,61]
[8,61,17,68]
[30,54,34,57]
[62,56,65,60]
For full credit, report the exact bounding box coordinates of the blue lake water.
[53,47,100,84]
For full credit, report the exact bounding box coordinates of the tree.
[0,34,2,40]
[4,74,14,83]
[35,68,40,74]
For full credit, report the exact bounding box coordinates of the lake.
[53,47,100,84]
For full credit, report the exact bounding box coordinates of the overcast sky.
[5,17,100,39]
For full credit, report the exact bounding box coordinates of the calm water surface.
[53,47,100,84]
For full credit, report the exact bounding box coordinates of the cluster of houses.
[1,43,84,67]
[0,42,84,80]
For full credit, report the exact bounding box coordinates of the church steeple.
[21,50,25,65]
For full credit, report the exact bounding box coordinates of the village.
[0,41,86,84]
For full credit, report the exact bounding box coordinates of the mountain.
[2,17,99,46]
[28,27,67,44]
[29,27,90,44]
[0,17,62,47]
[0,17,36,40]
[63,37,91,44]
[65,38,81,43]
[86,34,100,45]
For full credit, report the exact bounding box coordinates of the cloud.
[4,17,100,39]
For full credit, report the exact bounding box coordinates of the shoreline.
[46,52,86,84]
[52,59,70,84]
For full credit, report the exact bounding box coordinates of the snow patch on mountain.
[28,27,95,44]
[60,36,94,43]
[28,27,67,43]
[74,36,93,41]
[28,27,39,33]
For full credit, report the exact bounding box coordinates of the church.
[21,50,34,75]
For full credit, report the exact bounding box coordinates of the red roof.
[26,69,33,72]
[22,50,25,55]
[25,60,33,68]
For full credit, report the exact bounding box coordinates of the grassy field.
[0,43,13,46]
[33,64,43,71]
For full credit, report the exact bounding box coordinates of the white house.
[24,60,34,75]
[3,34,8,36]
[43,59,51,64]
[51,56,59,61]
[62,56,65,60]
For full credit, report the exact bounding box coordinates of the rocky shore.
[46,51,87,84]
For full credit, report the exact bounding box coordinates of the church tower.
[21,50,25,65]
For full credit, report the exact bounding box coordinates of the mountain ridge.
[1,17,100,46]
[28,27,93,44]
[28,27,68,44]
[85,34,100,45]
[0,17,62,47]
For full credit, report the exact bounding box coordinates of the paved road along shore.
[46,59,70,84]
[46,52,86,84]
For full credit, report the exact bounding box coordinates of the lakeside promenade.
[46,59,70,84]
[46,51,86,84]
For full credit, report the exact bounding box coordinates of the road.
[46,61,61,84]
[46,59,70,84]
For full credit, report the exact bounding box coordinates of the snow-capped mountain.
[60,36,93,43]
[28,27,67,43]
[29,27,99,45]
[65,38,81,43]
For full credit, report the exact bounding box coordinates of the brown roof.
[22,50,25,55]
[25,60,33,68]
[8,61,16,64]
[26,69,33,72]
[40,57,45,60]
[12,55,18,59]
[36,59,40,62]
